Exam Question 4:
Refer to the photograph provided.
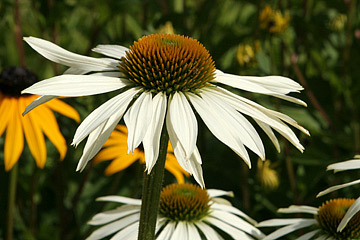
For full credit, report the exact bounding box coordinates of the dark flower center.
[0,66,38,96]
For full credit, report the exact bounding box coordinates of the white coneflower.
[22,34,308,187]
[87,183,265,240]
[258,198,360,240]
[318,156,360,233]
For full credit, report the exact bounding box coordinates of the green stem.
[138,126,169,240]
[6,163,18,240]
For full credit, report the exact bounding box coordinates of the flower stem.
[138,126,169,240]
[6,163,18,240]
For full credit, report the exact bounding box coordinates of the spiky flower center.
[159,184,211,222]
[0,66,38,96]
[119,34,216,95]
[316,198,360,240]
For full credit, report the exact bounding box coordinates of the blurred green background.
[0,0,360,239]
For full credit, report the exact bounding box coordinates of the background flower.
[87,184,265,240]
[94,124,189,183]
[0,66,79,170]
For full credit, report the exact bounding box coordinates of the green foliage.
[1,0,360,239]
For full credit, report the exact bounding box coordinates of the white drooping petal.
[143,93,167,173]
[86,213,139,240]
[167,92,198,159]
[172,222,189,240]
[188,92,251,167]
[210,210,265,239]
[157,222,176,240]
[22,95,56,115]
[204,216,254,240]
[22,75,127,97]
[166,114,205,188]
[296,229,321,240]
[211,203,257,226]
[64,67,90,75]
[76,108,124,172]
[338,196,360,232]
[195,222,223,240]
[260,219,317,240]
[88,206,140,225]
[24,36,119,71]
[124,91,153,153]
[214,70,304,98]
[92,45,129,60]
[186,223,201,240]
[201,89,266,159]
[96,195,142,205]
[72,88,139,147]
[317,179,360,197]
[327,159,360,172]
[278,205,319,215]
[255,120,281,152]
[111,222,139,240]
[257,218,312,227]
[207,189,234,198]
[210,86,307,152]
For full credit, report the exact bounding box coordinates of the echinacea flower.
[317,156,360,233]
[259,5,290,34]
[0,66,79,171]
[94,124,189,183]
[258,198,360,240]
[22,34,308,187]
[87,183,265,240]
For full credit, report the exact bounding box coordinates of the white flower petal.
[210,86,307,152]
[261,219,317,240]
[186,223,201,240]
[278,205,319,215]
[210,210,265,239]
[24,36,119,71]
[22,95,56,115]
[214,70,303,96]
[124,91,153,153]
[207,189,234,198]
[86,213,139,240]
[88,206,140,225]
[211,203,257,226]
[297,229,321,240]
[255,120,281,152]
[201,89,265,159]
[188,92,251,167]
[96,195,142,205]
[327,159,360,172]
[172,222,188,240]
[92,45,129,60]
[22,75,127,97]
[257,218,312,227]
[90,71,123,77]
[143,92,167,173]
[72,88,138,147]
[317,179,360,197]
[205,216,254,240]
[157,222,176,240]
[64,67,90,75]
[187,148,205,188]
[110,221,139,240]
[338,196,360,232]
[167,92,197,159]
[195,222,223,240]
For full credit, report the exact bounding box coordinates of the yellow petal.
[46,97,80,123]
[29,97,67,160]
[104,154,139,176]
[20,97,47,168]
[0,94,13,137]
[93,145,126,164]
[4,97,24,171]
